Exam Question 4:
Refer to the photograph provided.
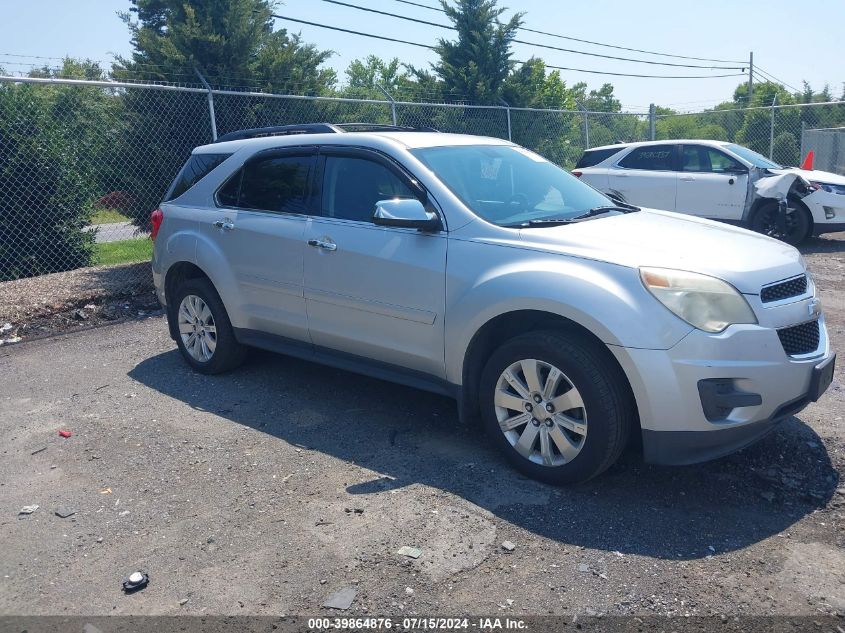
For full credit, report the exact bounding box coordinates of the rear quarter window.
[575,147,624,169]
[618,146,675,171]
[165,153,232,202]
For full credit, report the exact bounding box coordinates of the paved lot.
[84,222,148,243]
[1,237,844,618]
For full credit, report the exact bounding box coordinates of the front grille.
[761,275,807,303]
[777,320,820,356]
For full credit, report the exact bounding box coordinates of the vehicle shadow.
[129,348,839,561]
[799,233,845,255]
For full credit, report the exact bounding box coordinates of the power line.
[275,14,434,48]
[387,0,745,64]
[273,14,746,80]
[319,0,744,70]
[754,65,802,94]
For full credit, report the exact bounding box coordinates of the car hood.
[770,167,845,185]
[516,208,804,294]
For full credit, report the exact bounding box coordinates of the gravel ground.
[0,262,151,324]
[0,234,843,621]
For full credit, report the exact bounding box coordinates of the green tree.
[424,0,523,104]
[0,59,117,279]
[115,0,335,93]
[343,56,409,99]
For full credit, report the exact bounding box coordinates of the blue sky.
[1,0,842,111]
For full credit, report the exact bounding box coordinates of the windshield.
[411,144,612,227]
[725,143,782,169]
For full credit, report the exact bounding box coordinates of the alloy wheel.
[178,294,217,363]
[493,358,587,467]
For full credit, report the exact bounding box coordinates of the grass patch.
[90,208,130,225]
[92,238,153,266]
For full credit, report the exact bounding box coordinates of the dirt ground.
[0,234,843,624]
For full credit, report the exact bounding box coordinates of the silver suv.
[152,123,835,484]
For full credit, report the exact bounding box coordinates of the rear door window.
[618,145,676,171]
[217,153,316,214]
[575,147,624,168]
[165,153,231,201]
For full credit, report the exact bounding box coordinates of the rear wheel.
[172,278,246,374]
[479,330,632,484]
[749,200,810,245]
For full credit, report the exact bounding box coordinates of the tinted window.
[618,146,674,171]
[166,153,231,201]
[217,154,314,213]
[322,156,415,222]
[682,146,745,173]
[575,147,623,168]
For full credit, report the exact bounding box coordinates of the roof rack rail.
[215,123,342,143]
[333,123,440,133]
[214,122,439,143]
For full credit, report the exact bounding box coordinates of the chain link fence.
[1,75,844,316]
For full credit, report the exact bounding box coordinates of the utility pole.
[649,103,656,141]
[747,52,754,106]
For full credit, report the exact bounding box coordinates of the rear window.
[165,153,232,202]
[618,145,675,171]
[575,147,623,169]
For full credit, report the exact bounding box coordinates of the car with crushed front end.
[151,123,836,484]
[573,139,845,245]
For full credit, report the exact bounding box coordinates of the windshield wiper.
[569,205,639,220]
[502,204,640,228]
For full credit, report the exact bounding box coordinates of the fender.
[443,245,694,385]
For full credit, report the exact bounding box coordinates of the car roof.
[586,139,732,152]
[194,131,512,155]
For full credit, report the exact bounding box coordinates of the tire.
[479,330,633,485]
[749,200,811,246]
[171,277,246,374]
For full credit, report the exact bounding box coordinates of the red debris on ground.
[58,430,72,438]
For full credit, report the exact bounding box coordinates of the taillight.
[572,170,583,178]
[150,208,163,241]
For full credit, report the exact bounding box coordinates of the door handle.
[679,176,695,181]
[213,220,235,231]
[308,238,337,251]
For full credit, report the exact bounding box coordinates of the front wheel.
[749,200,810,245]
[479,330,633,484]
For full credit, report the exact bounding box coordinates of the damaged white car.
[574,139,845,245]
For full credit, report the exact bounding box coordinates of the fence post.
[649,103,656,141]
[769,94,778,159]
[377,84,397,126]
[194,68,218,142]
[499,99,512,141]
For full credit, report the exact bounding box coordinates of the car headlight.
[640,267,757,333]
[810,181,845,195]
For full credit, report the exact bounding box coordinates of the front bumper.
[804,189,845,235]
[610,309,835,466]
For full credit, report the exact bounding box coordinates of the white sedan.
[574,139,845,244]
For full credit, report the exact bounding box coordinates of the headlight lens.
[640,267,757,333]
[810,181,845,195]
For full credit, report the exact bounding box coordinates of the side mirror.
[373,198,440,232]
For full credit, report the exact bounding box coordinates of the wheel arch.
[458,309,640,437]
[747,195,814,236]
[164,261,213,340]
